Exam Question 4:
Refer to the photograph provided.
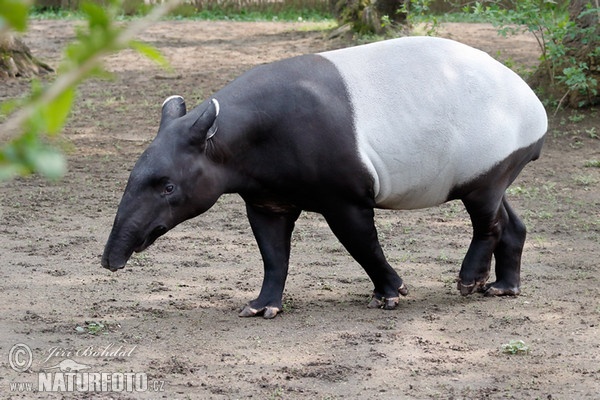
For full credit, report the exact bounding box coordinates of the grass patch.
[501,339,530,355]
[30,1,333,23]
[29,7,82,19]
[282,296,295,313]
[170,7,332,22]
[573,174,598,187]
[584,159,600,168]
[410,11,490,24]
[75,320,112,335]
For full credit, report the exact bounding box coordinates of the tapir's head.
[101,96,223,271]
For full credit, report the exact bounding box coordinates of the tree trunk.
[529,0,599,107]
[332,0,407,35]
[0,34,54,79]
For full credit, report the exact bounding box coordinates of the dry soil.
[1,19,599,399]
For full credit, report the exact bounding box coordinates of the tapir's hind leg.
[457,139,542,295]
[458,192,525,297]
[322,205,408,309]
[457,191,504,295]
[484,197,525,296]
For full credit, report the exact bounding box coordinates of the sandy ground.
[1,20,599,399]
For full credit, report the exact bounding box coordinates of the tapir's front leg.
[240,203,301,319]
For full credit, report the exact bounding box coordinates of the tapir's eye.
[163,184,175,195]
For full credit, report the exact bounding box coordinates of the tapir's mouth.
[102,225,169,272]
[134,225,168,253]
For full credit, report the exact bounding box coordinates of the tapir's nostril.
[101,253,126,271]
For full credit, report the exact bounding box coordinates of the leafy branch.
[0,0,180,180]
[468,0,599,110]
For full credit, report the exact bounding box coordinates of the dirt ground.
[1,19,599,399]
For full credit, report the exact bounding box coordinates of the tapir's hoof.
[456,279,487,296]
[368,297,399,309]
[482,282,521,297]
[367,284,408,309]
[239,305,281,319]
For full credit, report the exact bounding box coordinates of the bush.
[469,0,599,108]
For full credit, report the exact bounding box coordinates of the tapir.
[102,36,547,318]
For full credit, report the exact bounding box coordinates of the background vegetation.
[1,0,598,181]
[32,0,333,19]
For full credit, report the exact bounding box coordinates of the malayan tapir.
[102,36,547,318]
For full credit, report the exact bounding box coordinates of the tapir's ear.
[160,95,187,127]
[206,99,220,140]
[189,98,219,148]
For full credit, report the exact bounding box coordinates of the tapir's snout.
[101,251,127,272]
[101,233,134,272]
[104,265,123,272]
[102,223,169,272]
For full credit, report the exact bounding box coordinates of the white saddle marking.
[320,37,547,209]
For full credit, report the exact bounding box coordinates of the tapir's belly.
[319,37,547,210]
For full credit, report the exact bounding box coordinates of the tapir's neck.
[210,135,265,196]
[202,91,278,196]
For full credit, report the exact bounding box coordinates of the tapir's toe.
[367,284,408,309]
[398,283,409,296]
[239,304,281,319]
[456,278,520,297]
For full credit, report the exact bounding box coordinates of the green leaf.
[80,1,110,30]
[130,40,172,71]
[501,339,529,355]
[25,145,67,180]
[0,164,21,181]
[0,0,30,32]
[42,87,75,135]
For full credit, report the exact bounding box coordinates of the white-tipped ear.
[206,98,220,140]
[160,95,186,127]
[212,98,220,117]
[162,95,184,108]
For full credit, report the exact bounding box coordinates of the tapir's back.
[319,37,547,209]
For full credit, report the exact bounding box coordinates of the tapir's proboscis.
[102,37,547,319]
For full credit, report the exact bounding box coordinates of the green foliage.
[466,0,599,107]
[335,0,373,34]
[182,7,331,22]
[558,63,597,101]
[0,0,175,181]
[501,339,530,355]
[282,296,295,313]
[334,0,407,36]
[400,0,440,35]
[29,7,86,19]
[75,320,109,334]
[584,159,600,168]
[28,0,332,22]
[0,0,31,32]
[163,0,331,21]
